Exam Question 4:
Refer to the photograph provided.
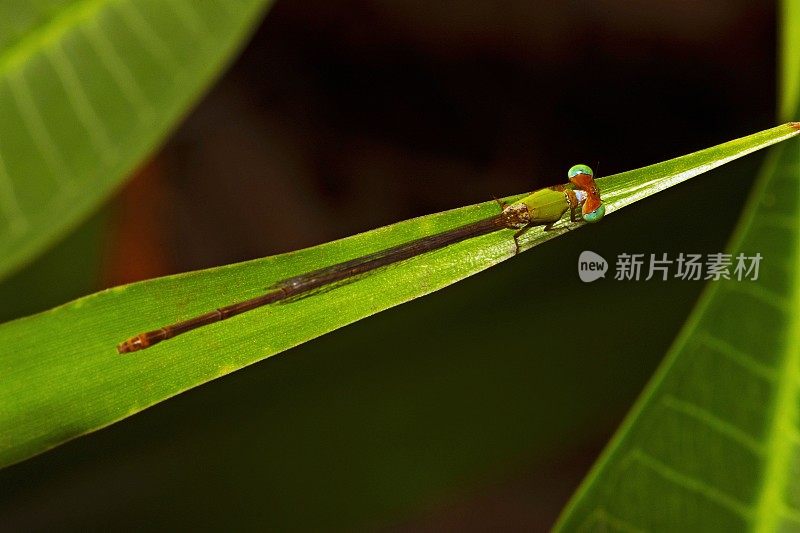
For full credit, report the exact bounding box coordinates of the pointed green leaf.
[1,123,797,468]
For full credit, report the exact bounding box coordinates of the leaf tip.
[789,121,800,130]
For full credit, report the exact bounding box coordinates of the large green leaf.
[555,5,800,531]
[0,123,797,469]
[0,0,271,281]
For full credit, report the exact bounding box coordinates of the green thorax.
[512,187,569,224]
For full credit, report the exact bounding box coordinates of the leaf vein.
[114,1,178,72]
[167,0,206,35]
[661,395,765,455]
[81,20,154,121]
[757,213,797,231]
[47,43,115,165]
[698,332,778,382]
[6,71,72,189]
[629,449,754,520]
[580,508,648,533]
[0,146,28,234]
[727,282,791,312]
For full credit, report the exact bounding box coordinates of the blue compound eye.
[568,164,594,179]
[583,204,605,223]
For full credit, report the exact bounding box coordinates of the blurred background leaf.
[555,1,800,530]
[0,1,786,530]
[0,0,272,282]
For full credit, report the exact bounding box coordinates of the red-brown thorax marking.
[568,172,602,214]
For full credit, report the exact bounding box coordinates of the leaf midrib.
[753,143,800,531]
[0,0,113,75]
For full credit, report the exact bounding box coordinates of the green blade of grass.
[0,0,272,282]
[1,123,798,469]
[554,4,800,531]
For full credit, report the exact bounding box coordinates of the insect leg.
[512,223,534,255]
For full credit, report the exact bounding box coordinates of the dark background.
[0,1,776,530]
